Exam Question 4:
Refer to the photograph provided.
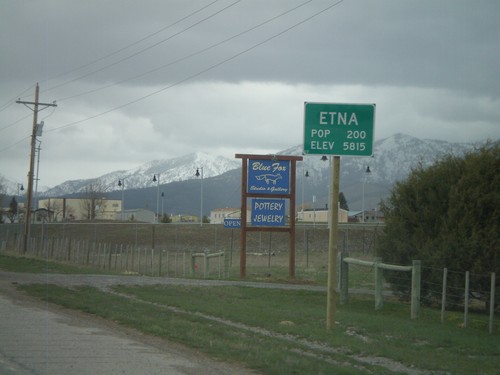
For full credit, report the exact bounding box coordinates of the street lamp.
[301,167,309,221]
[161,192,165,222]
[118,179,125,221]
[321,155,331,228]
[17,183,24,222]
[195,167,203,226]
[153,174,160,223]
[361,166,371,223]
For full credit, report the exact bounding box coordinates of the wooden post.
[289,159,298,279]
[411,260,421,319]
[340,252,349,304]
[107,243,112,270]
[158,248,162,276]
[326,156,340,330]
[441,268,448,323]
[240,157,248,278]
[224,249,230,278]
[489,272,496,334]
[374,257,384,310]
[464,271,470,328]
[204,251,209,278]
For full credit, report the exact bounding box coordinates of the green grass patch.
[19,283,500,375]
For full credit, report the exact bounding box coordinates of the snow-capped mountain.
[42,152,240,197]
[280,133,480,210]
[2,134,485,214]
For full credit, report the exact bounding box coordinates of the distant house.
[209,207,251,224]
[296,207,348,224]
[349,209,384,223]
[170,214,199,223]
[37,198,121,222]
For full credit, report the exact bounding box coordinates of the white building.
[37,198,121,221]
[296,208,348,224]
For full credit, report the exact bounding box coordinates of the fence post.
[374,257,383,310]
[190,253,195,276]
[204,250,209,278]
[464,271,470,328]
[107,243,113,270]
[411,260,421,319]
[340,252,349,305]
[489,272,495,334]
[441,268,448,323]
[224,249,230,279]
[158,248,162,277]
[67,237,72,262]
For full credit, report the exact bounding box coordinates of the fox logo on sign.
[247,159,290,195]
[255,173,283,185]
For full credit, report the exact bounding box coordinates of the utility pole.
[16,83,57,253]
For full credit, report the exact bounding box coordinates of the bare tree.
[80,179,107,220]
[39,198,64,222]
[0,176,6,210]
[6,197,17,223]
[0,180,5,223]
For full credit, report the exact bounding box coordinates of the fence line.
[340,255,421,319]
[0,223,496,333]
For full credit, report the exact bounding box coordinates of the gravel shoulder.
[0,271,260,375]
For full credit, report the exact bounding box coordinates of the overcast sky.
[1,0,499,187]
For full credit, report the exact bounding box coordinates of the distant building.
[296,207,348,224]
[170,214,199,223]
[349,209,384,223]
[209,207,251,224]
[37,198,121,222]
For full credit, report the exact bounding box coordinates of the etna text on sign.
[303,102,375,156]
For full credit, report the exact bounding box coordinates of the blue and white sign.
[251,199,286,227]
[223,218,241,228]
[247,159,291,195]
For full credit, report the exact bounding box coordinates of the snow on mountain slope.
[42,152,240,197]
[23,134,480,200]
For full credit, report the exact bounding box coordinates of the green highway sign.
[303,102,375,156]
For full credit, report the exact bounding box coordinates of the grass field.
[1,254,499,375]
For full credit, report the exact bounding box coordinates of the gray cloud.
[1,0,499,186]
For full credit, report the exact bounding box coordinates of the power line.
[1,1,344,152]
[57,0,314,102]
[45,0,221,83]
[0,84,35,112]
[0,135,30,153]
[0,113,32,133]
[43,0,242,94]
[46,0,345,134]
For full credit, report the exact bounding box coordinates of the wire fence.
[340,257,498,334]
[0,222,382,277]
[1,222,497,333]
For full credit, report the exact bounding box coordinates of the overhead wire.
[0,113,33,133]
[44,0,222,83]
[0,1,233,145]
[0,84,35,112]
[1,0,345,154]
[57,0,314,102]
[45,0,345,134]
[42,0,243,94]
